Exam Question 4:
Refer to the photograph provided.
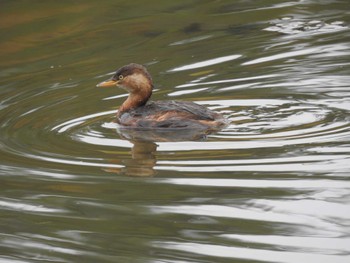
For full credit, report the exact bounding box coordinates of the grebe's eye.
[118,75,124,80]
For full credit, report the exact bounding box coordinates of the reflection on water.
[154,241,349,263]
[104,140,158,177]
[1,0,350,262]
[264,17,348,36]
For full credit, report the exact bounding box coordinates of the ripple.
[242,44,350,66]
[1,91,349,174]
[264,17,348,36]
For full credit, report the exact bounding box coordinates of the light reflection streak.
[158,178,350,189]
[156,160,350,172]
[149,202,347,233]
[155,154,350,172]
[242,44,350,66]
[175,74,278,88]
[221,234,350,252]
[0,257,29,263]
[153,241,349,263]
[1,238,96,257]
[23,152,124,169]
[0,199,65,213]
[168,87,208,97]
[0,165,75,179]
[157,155,348,166]
[149,204,311,224]
[169,34,213,46]
[169,54,241,72]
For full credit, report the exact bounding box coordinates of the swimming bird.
[97,63,227,131]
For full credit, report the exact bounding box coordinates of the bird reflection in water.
[103,125,212,177]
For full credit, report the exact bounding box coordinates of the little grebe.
[97,63,227,130]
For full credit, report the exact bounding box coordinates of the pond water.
[1,1,350,262]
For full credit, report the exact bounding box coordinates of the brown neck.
[118,91,151,116]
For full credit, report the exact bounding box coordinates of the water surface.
[1,1,350,262]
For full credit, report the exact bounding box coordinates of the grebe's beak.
[96,79,118,88]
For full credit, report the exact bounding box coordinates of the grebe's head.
[97,63,153,96]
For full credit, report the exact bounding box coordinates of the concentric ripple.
[1,88,349,175]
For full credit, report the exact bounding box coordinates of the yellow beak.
[96,79,118,88]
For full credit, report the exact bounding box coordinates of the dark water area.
[1,1,350,262]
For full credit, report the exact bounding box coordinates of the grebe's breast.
[117,100,227,130]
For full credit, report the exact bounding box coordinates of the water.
[1,1,350,262]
